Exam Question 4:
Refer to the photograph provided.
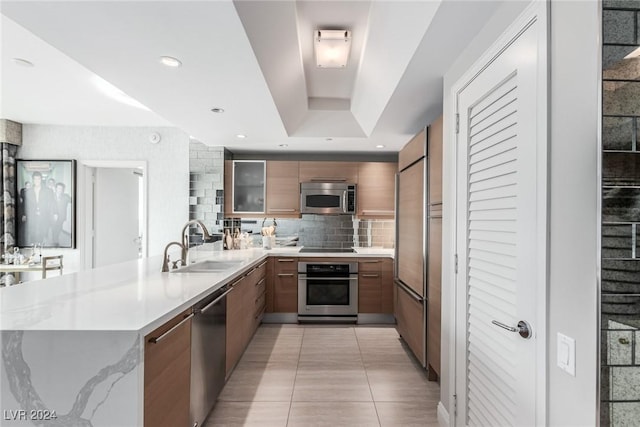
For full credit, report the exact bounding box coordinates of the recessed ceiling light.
[236,134,247,139]
[376,144,385,149]
[211,108,225,113]
[159,56,182,67]
[326,138,333,141]
[12,58,34,67]
[279,144,288,148]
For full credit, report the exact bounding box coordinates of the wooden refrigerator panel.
[395,282,425,366]
[397,159,425,297]
[427,216,442,378]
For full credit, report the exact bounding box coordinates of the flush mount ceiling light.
[12,58,34,67]
[211,107,225,113]
[159,56,182,67]
[315,30,351,68]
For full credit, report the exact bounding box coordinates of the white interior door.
[454,4,547,426]
[94,168,142,268]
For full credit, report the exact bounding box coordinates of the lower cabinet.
[144,309,193,427]
[272,257,298,313]
[358,258,394,314]
[226,260,267,377]
[395,282,425,366]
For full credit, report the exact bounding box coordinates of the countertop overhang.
[0,247,393,333]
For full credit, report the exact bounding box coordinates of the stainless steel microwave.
[300,182,356,215]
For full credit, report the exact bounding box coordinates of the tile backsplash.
[234,215,395,249]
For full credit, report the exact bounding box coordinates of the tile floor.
[205,324,440,427]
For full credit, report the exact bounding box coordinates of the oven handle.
[298,276,358,281]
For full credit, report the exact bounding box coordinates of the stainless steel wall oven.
[298,261,358,322]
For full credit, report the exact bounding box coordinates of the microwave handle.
[342,190,347,213]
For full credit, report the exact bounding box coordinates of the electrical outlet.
[557,333,575,376]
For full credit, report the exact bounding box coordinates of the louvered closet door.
[455,10,545,427]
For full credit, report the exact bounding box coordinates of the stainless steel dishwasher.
[190,284,232,427]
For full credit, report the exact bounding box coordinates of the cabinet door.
[359,273,382,313]
[299,161,358,183]
[398,128,426,171]
[144,310,192,427]
[428,115,443,205]
[427,216,442,379]
[266,161,300,217]
[395,283,425,366]
[226,277,246,376]
[274,272,298,312]
[233,161,265,213]
[381,259,394,314]
[357,162,397,218]
[397,160,425,297]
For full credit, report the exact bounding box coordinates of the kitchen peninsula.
[0,247,392,426]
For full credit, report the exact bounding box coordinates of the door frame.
[80,160,148,270]
[447,2,549,425]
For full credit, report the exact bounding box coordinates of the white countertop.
[0,247,393,333]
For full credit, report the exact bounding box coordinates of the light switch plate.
[557,333,576,376]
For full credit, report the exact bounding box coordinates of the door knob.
[491,319,532,339]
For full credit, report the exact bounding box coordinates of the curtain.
[1,142,17,253]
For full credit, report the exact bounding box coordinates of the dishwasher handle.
[197,287,233,314]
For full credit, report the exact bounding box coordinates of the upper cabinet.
[231,160,265,214]
[428,116,443,205]
[266,161,300,217]
[398,128,427,171]
[299,161,358,183]
[357,162,396,218]
[224,160,397,218]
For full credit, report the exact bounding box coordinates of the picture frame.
[15,159,76,248]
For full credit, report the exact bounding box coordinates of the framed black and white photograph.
[16,159,76,248]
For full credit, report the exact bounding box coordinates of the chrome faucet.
[181,219,213,265]
[161,220,213,272]
[161,241,186,272]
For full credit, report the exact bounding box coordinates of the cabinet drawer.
[358,258,383,272]
[395,282,425,366]
[274,257,297,273]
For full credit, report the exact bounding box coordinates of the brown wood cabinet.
[357,162,397,218]
[397,158,425,298]
[144,309,192,427]
[299,161,358,183]
[226,261,268,376]
[266,161,300,217]
[426,115,443,380]
[226,275,248,376]
[398,128,427,171]
[358,258,393,314]
[272,257,298,312]
[395,283,425,366]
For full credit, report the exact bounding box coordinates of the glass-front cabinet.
[232,160,265,213]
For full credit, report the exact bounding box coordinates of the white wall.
[547,1,599,425]
[441,0,599,425]
[19,125,190,273]
[441,0,530,417]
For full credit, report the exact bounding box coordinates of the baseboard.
[437,401,450,427]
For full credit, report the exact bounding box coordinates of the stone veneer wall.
[602,2,640,425]
[188,142,224,242]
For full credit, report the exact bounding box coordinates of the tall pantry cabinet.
[395,116,442,380]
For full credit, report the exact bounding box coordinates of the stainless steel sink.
[171,260,244,273]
